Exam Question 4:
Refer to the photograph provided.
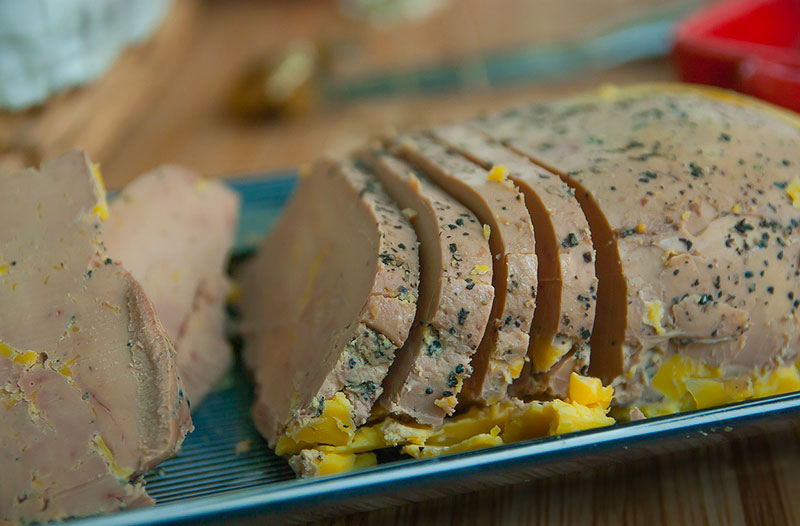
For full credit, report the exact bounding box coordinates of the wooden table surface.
[313,422,800,526]
[4,1,799,525]
[1,0,689,188]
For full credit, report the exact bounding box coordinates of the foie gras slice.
[173,275,232,406]
[358,148,495,425]
[431,125,597,399]
[0,151,191,524]
[241,160,419,449]
[104,167,240,405]
[475,84,800,408]
[389,133,537,405]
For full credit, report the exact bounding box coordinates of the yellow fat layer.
[786,178,800,209]
[685,377,753,410]
[532,337,571,373]
[642,356,800,417]
[91,435,134,480]
[471,264,490,276]
[507,357,526,380]
[487,165,508,182]
[284,358,800,473]
[1,341,42,368]
[412,373,614,453]
[303,450,377,476]
[318,417,433,454]
[90,163,109,221]
[275,392,356,456]
[643,300,666,336]
[403,426,503,459]
[568,373,613,408]
[281,374,615,475]
[425,403,516,447]
[753,366,800,397]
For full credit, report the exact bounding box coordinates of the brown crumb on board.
[235,439,252,455]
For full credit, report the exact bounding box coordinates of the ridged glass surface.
[143,372,295,504]
[142,173,300,502]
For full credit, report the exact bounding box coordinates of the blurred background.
[0,0,796,189]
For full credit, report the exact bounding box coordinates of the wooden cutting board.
[0,0,681,189]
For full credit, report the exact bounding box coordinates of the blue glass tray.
[66,174,800,526]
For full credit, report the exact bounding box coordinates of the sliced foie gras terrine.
[358,147,495,426]
[171,275,233,406]
[431,125,598,399]
[475,84,800,414]
[245,83,800,477]
[388,133,538,405]
[104,166,240,406]
[240,159,420,463]
[0,152,191,524]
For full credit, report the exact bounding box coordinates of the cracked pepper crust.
[241,159,420,447]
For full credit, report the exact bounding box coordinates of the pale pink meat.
[175,276,233,404]
[431,125,597,399]
[104,167,240,405]
[241,159,419,447]
[359,146,495,425]
[388,133,538,405]
[0,151,191,524]
[475,87,800,405]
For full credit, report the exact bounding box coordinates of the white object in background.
[0,0,171,110]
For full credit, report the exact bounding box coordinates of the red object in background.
[673,0,800,112]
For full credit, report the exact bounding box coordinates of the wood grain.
[0,0,200,174]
